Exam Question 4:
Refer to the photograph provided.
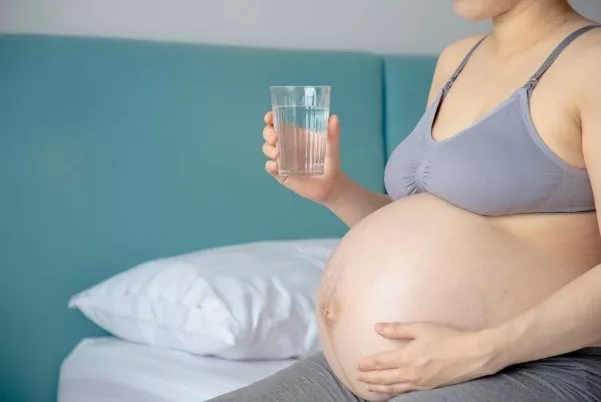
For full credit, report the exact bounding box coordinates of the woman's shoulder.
[570,23,601,112]
[557,19,601,58]
[567,21,601,66]
[426,34,487,103]
[439,35,487,64]
[551,21,601,98]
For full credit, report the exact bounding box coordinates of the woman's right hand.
[262,111,347,204]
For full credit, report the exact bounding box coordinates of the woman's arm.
[487,49,601,370]
[322,173,392,227]
[490,265,601,368]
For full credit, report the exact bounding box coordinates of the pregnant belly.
[316,194,587,401]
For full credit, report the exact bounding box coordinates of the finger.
[265,161,288,184]
[357,350,402,372]
[264,111,273,125]
[325,114,341,160]
[366,383,416,395]
[262,126,278,145]
[357,368,406,385]
[265,160,278,175]
[262,143,279,160]
[375,322,422,340]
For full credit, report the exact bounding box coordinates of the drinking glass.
[270,86,331,176]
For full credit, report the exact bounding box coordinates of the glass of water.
[270,86,331,176]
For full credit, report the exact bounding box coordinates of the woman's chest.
[383,87,593,216]
[432,68,583,168]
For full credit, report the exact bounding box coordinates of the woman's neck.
[490,0,576,55]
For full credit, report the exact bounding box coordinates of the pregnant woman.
[211,0,601,401]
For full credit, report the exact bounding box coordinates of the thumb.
[325,115,341,160]
[374,322,423,340]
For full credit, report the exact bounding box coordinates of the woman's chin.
[452,7,493,21]
[451,0,510,20]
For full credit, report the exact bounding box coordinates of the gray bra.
[384,25,600,216]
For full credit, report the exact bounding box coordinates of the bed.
[0,32,436,402]
[58,337,297,402]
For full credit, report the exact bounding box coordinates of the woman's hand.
[262,111,348,204]
[356,322,503,395]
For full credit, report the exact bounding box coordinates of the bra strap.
[525,24,601,96]
[442,35,488,96]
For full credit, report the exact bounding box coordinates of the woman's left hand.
[356,322,504,394]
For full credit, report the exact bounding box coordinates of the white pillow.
[69,238,339,360]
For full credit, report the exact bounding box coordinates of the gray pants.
[208,348,601,401]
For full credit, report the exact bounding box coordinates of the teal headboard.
[0,33,436,402]
[382,56,437,158]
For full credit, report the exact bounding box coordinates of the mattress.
[58,337,297,402]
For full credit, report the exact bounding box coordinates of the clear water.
[273,106,329,176]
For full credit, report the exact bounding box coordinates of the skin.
[262,0,601,398]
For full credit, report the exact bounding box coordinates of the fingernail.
[375,323,385,331]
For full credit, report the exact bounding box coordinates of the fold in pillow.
[69,238,339,360]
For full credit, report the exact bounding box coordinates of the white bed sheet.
[58,337,297,402]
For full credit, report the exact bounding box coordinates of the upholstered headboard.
[0,33,436,402]
[382,56,437,157]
